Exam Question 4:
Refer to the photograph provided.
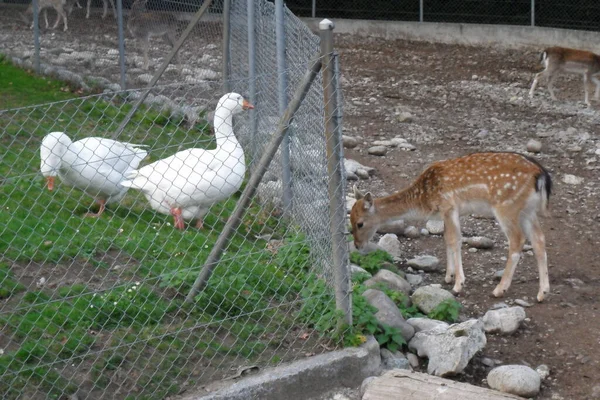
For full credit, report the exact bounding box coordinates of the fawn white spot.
[512,185,517,190]
[504,183,511,189]
[497,190,502,196]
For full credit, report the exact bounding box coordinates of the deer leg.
[522,217,550,302]
[442,208,464,293]
[109,0,117,18]
[592,74,600,101]
[529,71,545,98]
[44,9,50,28]
[583,72,591,106]
[493,210,526,298]
[141,37,150,70]
[86,0,91,18]
[165,32,180,67]
[547,73,558,100]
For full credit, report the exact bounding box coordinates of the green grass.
[0,56,328,399]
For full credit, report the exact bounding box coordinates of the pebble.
[562,174,584,185]
[526,139,542,153]
[464,236,494,249]
[403,226,420,239]
[342,135,358,148]
[514,299,533,307]
[536,364,550,380]
[425,220,444,235]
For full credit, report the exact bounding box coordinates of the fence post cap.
[319,19,335,30]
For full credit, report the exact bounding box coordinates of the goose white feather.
[120,92,253,229]
[40,132,148,216]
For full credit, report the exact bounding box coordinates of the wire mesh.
[284,0,600,31]
[0,0,349,398]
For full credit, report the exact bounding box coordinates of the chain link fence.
[288,0,600,31]
[0,0,350,398]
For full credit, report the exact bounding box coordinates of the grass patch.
[0,56,335,399]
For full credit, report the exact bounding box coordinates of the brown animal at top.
[529,46,600,106]
[350,152,552,302]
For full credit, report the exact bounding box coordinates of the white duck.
[120,92,254,230]
[40,132,148,217]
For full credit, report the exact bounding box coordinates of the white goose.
[40,132,148,217]
[120,92,254,230]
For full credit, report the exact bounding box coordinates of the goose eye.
[357,222,364,229]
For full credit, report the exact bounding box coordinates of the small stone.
[380,348,411,370]
[405,273,423,287]
[355,168,370,180]
[536,364,550,380]
[397,112,413,123]
[377,234,402,259]
[487,365,541,397]
[350,264,371,277]
[342,135,358,148]
[514,299,533,307]
[396,142,416,151]
[468,247,478,253]
[411,285,455,314]
[420,228,429,236]
[425,220,444,235]
[407,255,440,272]
[464,236,494,249]
[562,174,584,185]
[368,146,387,156]
[526,139,542,153]
[403,226,420,239]
[406,352,420,368]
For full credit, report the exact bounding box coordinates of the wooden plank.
[362,369,524,400]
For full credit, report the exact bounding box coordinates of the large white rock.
[406,255,441,272]
[407,317,449,333]
[408,319,487,377]
[364,269,412,297]
[425,220,445,235]
[482,306,526,335]
[411,285,455,314]
[487,365,541,397]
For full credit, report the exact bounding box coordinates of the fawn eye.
[357,222,364,229]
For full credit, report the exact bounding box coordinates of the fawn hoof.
[492,286,505,298]
[537,291,548,302]
[445,275,454,284]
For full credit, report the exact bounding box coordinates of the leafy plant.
[428,298,462,322]
[349,250,393,274]
[375,324,406,352]
[0,264,25,299]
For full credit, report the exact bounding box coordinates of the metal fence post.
[186,56,323,302]
[419,0,424,23]
[312,0,316,18]
[531,0,535,27]
[32,0,40,73]
[247,0,258,162]
[222,0,231,92]
[319,19,351,327]
[116,0,127,89]
[275,0,292,215]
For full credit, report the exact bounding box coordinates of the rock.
[137,73,153,84]
[411,285,455,314]
[406,352,420,368]
[344,159,375,176]
[364,270,412,297]
[373,140,396,147]
[526,139,542,153]
[342,135,358,148]
[403,226,420,239]
[256,180,283,208]
[355,168,370,179]
[408,319,487,376]
[397,142,416,151]
[494,269,504,280]
[380,349,411,370]
[368,146,387,156]
[407,317,449,333]
[514,299,532,307]
[377,234,402,259]
[405,273,423,287]
[425,220,444,235]
[390,137,408,146]
[377,220,406,235]
[536,364,550,380]
[406,256,441,272]
[360,376,377,398]
[397,112,413,122]
[487,365,541,397]
[464,236,494,249]
[362,289,415,341]
[482,306,526,335]
[562,174,584,185]
[420,228,429,236]
[350,264,371,278]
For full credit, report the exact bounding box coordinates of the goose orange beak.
[242,99,254,110]
[46,176,55,191]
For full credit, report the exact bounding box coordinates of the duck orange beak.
[46,176,55,191]
[242,99,254,110]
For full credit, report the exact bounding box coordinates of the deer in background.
[529,46,600,107]
[350,152,552,302]
[85,0,116,19]
[127,0,180,70]
[24,0,69,31]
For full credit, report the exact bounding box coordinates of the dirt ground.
[1,4,600,398]
[337,35,600,399]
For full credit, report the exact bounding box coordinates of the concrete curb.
[180,336,381,400]
[302,18,600,53]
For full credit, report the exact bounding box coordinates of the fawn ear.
[363,192,375,211]
[353,184,364,200]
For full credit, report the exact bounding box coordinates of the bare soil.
[338,35,600,399]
